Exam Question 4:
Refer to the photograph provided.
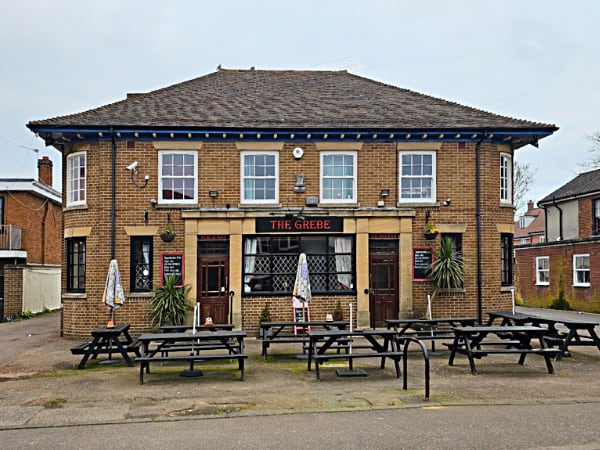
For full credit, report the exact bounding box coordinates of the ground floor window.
[130,236,153,292]
[67,237,86,292]
[501,233,513,286]
[573,254,590,287]
[243,235,355,295]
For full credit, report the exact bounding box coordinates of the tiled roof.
[28,69,557,131]
[539,168,600,205]
[514,208,545,238]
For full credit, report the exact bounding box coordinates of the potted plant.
[149,274,191,327]
[259,303,272,337]
[160,224,176,242]
[423,223,440,240]
[332,299,344,321]
[427,236,464,313]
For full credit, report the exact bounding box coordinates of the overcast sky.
[1,0,598,210]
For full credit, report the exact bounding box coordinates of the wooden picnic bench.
[448,325,562,375]
[70,323,140,369]
[385,317,478,352]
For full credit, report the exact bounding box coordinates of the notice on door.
[161,252,184,287]
[413,247,433,281]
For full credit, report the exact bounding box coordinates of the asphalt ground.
[0,307,599,430]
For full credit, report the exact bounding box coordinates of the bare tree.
[514,160,536,217]
[579,132,600,169]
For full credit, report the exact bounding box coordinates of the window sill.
[535,282,550,286]
[573,284,591,288]
[500,285,514,292]
[63,293,87,299]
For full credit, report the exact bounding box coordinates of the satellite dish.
[292,147,304,159]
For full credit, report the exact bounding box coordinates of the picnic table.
[306,329,431,398]
[160,323,235,333]
[136,330,247,384]
[448,325,561,375]
[70,323,140,369]
[487,310,600,358]
[260,320,347,360]
[385,317,478,352]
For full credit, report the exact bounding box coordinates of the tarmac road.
[0,307,599,449]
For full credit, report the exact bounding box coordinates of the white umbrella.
[293,253,311,321]
[103,259,124,327]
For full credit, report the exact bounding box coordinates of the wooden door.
[369,254,399,328]
[197,256,229,324]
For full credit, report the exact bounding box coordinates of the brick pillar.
[38,156,53,187]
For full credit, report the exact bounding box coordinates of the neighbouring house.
[515,168,600,312]
[0,156,62,320]
[27,68,557,338]
[514,200,546,246]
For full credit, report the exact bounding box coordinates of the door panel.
[369,255,398,328]
[197,257,229,324]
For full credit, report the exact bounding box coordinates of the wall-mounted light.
[297,208,305,221]
[380,189,390,198]
[442,198,451,206]
[294,173,306,193]
[209,189,218,198]
[150,198,157,209]
[126,161,149,188]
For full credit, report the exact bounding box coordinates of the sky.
[1,0,599,212]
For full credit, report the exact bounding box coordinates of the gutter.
[110,129,116,260]
[475,133,486,324]
[551,195,563,241]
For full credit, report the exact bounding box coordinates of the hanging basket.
[160,230,176,242]
[423,231,439,240]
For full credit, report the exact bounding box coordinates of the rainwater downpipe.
[110,128,116,260]
[475,132,486,324]
[551,195,563,240]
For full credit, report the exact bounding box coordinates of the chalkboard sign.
[413,247,433,281]
[161,253,184,287]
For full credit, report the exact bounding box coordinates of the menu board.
[161,252,184,287]
[413,247,433,281]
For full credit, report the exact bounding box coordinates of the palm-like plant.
[428,236,464,299]
[150,274,191,326]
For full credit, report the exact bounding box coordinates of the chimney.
[527,200,534,211]
[38,156,53,187]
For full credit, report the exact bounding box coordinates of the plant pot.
[423,231,438,240]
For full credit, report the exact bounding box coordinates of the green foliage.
[550,275,572,311]
[332,299,344,321]
[259,303,271,323]
[150,274,191,326]
[21,311,34,319]
[428,237,465,299]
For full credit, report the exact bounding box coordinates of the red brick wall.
[3,266,22,318]
[515,240,600,313]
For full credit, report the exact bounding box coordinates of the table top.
[138,330,247,342]
[386,318,477,325]
[91,323,130,335]
[307,328,397,338]
[452,325,547,334]
[261,321,347,327]
[160,324,235,332]
[488,310,598,327]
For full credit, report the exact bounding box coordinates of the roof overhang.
[29,125,555,151]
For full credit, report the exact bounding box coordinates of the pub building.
[27,69,557,338]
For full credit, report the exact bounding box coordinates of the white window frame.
[240,151,279,204]
[399,151,436,203]
[66,151,87,207]
[500,152,513,204]
[320,151,358,204]
[535,256,550,285]
[158,150,198,205]
[573,254,591,287]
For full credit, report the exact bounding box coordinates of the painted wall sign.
[161,252,184,287]
[255,217,343,233]
[413,247,433,281]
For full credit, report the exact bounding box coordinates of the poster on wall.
[161,252,184,287]
[413,247,433,281]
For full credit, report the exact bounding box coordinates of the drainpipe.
[475,132,486,324]
[551,195,563,240]
[110,129,116,260]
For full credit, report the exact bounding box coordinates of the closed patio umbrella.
[103,259,124,327]
[293,253,311,322]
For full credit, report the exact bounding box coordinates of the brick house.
[0,156,62,319]
[27,69,557,338]
[515,168,600,313]
[514,200,546,246]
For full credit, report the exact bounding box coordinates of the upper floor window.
[500,233,513,286]
[320,152,357,203]
[500,153,512,204]
[66,152,86,207]
[241,152,279,204]
[573,254,590,287]
[159,151,197,204]
[66,237,86,293]
[593,199,600,235]
[130,236,153,292]
[536,256,550,285]
[399,151,436,203]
